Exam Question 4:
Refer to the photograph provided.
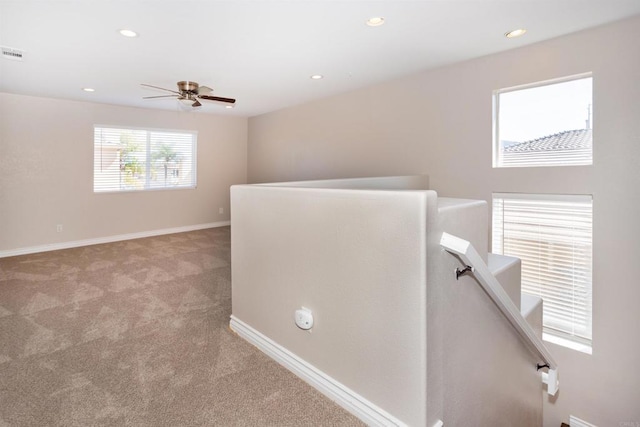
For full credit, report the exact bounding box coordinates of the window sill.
[94,185,197,194]
[543,332,592,355]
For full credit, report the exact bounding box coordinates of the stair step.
[521,293,543,341]
[487,253,521,310]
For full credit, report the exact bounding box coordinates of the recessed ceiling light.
[118,29,138,38]
[366,17,385,27]
[505,28,527,38]
[82,87,95,92]
[225,105,234,109]
[310,74,323,80]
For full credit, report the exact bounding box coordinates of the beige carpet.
[0,227,363,426]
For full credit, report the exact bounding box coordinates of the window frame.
[492,72,593,169]
[492,192,593,353]
[93,125,198,194]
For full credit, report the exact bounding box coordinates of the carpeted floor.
[0,227,363,426]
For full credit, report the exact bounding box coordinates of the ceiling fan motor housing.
[177,81,199,94]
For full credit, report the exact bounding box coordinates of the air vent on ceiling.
[1,46,25,61]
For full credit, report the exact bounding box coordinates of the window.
[493,74,593,168]
[94,126,197,193]
[492,193,592,352]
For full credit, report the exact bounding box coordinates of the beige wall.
[247,15,640,427]
[0,93,247,252]
[231,181,544,425]
[231,185,434,425]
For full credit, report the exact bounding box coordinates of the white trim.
[492,73,593,168]
[492,192,592,203]
[544,333,592,355]
[492,193,593,349]
[93,125,198,193]
[496,72,592,95]
[229,316,406,427]
[569,415,598,427]
[0,221,230,258]
[95,123,199,137]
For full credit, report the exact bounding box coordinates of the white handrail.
[440,232,559,396]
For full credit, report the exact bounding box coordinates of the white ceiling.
[1,1,639,117]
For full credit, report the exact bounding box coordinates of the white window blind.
[493,74,593,168]
[94,126,197,193]
[498,144,593,168]
[492,193,593,347]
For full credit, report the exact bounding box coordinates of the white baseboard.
[570,415,598,427]
[0,221,230,258]
[229,316,405,427]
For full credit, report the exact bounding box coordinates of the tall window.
[94,126,197,193]
[493,73,593,168]
[492,193,593,353]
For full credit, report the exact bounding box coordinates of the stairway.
[439,198,544,341]
[435,198,550,426]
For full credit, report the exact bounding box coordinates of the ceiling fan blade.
[143,95,179,99]
[197,85,213,95]
[192,99,202,107]
[141,83,180,94]
[198,95,236,104]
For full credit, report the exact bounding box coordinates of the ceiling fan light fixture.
[118,29,138,38]
[225,105,234,109]
[505,28,527,38]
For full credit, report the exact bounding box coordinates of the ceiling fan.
[141,81,236,108]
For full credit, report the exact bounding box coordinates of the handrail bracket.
[455,265,474,280]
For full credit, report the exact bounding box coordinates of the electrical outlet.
[219,207,224,214]
[56,224,63,233]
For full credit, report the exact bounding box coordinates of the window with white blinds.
[94,126,197,193]
[493,74,593,168]
[492,193,593,350]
